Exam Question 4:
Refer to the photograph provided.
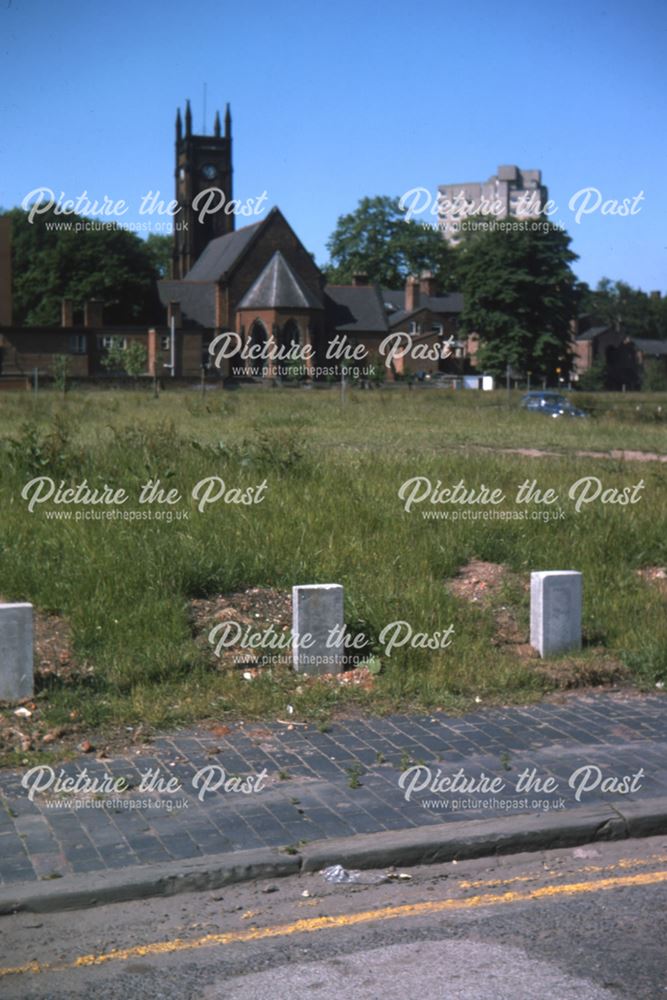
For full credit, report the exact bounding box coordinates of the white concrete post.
[0,603,34,702]
[530,572,582,658]
[292,584,344,675]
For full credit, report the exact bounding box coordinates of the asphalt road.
[1,835,666,999]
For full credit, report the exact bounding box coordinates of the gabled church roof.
[185,218,267,281]
[324,284,389,333]
[237,251,323,310]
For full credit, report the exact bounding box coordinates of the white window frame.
[100,335,127,350]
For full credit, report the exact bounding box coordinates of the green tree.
[2,207,163,326]
[578,278,667,340]
[642,359,667,391]
[456,222,578,379]
[324,195,454,290]
[145,233,173,279]
[578,359,607,391]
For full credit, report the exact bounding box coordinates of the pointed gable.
[159,207,325,330]
[238,251,322,310]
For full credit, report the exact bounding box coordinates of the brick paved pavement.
[0,693,665,886]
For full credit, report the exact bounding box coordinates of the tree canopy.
[145,233,173,280]
[3,207,164,326]
[577,278,667,340]
[324,195,454,290]
[455,222,579,378]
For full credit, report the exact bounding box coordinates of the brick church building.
[158,101,463,380]
[0,101,463,383]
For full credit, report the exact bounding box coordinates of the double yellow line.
[2,867,666,979]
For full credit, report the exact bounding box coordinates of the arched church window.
[281,319,300,348]
[277,320,301,378]
[249,320,268,377]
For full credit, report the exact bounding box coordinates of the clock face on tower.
[201,163,217,180]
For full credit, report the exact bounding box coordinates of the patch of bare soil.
[446,560,533,655]
[636,566,667,597]
[445,560,629,689]
[190,587,293,669]
[446,559,509,605]
[309,664,377,692]
[604,449,667,464]
[462,445,667,464]
[190,587,377,687]
[0,595,85,686]
[535,655,629,690]
[0,597,98,759]
[33,612,82,685]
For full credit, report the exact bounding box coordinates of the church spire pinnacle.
[214,110,221,137]
[185,99,192,136]
[225,102,231,138]
[175,107,182,141]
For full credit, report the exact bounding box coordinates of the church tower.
[172,99,233,279]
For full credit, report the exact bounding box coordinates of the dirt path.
[463,445,667,463]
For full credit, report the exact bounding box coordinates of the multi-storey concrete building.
[438,164,548,242]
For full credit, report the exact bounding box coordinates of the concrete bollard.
[530,572,582,658]
[0,603,34,702]
[292,584,344,676]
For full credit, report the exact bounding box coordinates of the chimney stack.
[352,273,369,286]
[0,217,12,327]
[83,299,104,328]
[61,298,74,328]
[419,270,437,298]
[405,275,420,312]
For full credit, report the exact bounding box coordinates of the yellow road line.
[2,868,667,980]
[458,853,667,890]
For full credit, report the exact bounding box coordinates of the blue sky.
[1,0,665,291]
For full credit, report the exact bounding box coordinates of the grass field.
[0,385,665,764]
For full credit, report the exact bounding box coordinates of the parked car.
[520,391,588,418]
